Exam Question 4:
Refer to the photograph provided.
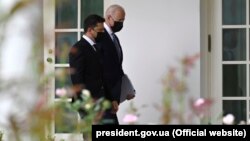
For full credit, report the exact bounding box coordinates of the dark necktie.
[112,33,122,62]
[93,44,97,51]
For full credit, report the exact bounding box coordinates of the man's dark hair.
[83,14,105,33]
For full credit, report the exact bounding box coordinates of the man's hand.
[111,101,119,114]
[126,94,135,100]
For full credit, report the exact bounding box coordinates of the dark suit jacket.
[69,37,103,101]
[98,29,124,102]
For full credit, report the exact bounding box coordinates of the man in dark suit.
[99,4,134,125]
[69,14,105,115]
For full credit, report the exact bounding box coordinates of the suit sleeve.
[103,76,123,103]
[99,32,124,103]
[111,78,122,103]
[69,46,86,98]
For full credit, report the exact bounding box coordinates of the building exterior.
[0,0,248,140]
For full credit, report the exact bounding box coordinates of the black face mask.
[111,21,123,33]
[95,32,104,42]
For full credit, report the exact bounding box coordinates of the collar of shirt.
[82,35,95,46]
[82,35,96,51]
[104,22,114,40]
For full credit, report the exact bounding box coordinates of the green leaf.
[71,100,81,110]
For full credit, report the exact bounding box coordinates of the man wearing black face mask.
[69,14,105,120]
[99,4,134,125]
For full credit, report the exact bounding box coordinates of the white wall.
[105,0,200,124]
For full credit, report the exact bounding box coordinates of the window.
[44,0,104,138]
[202,0,250,124]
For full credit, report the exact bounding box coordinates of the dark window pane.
[223,29,246,61]
[55,67,72,98]
[55,0,77,28]
[81,0,104,28]
[223,65,246,97]
[55,32,77,64]
[223,100,246,124]
[223,0,246,25]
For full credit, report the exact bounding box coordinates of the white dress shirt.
[82,35,96,51]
